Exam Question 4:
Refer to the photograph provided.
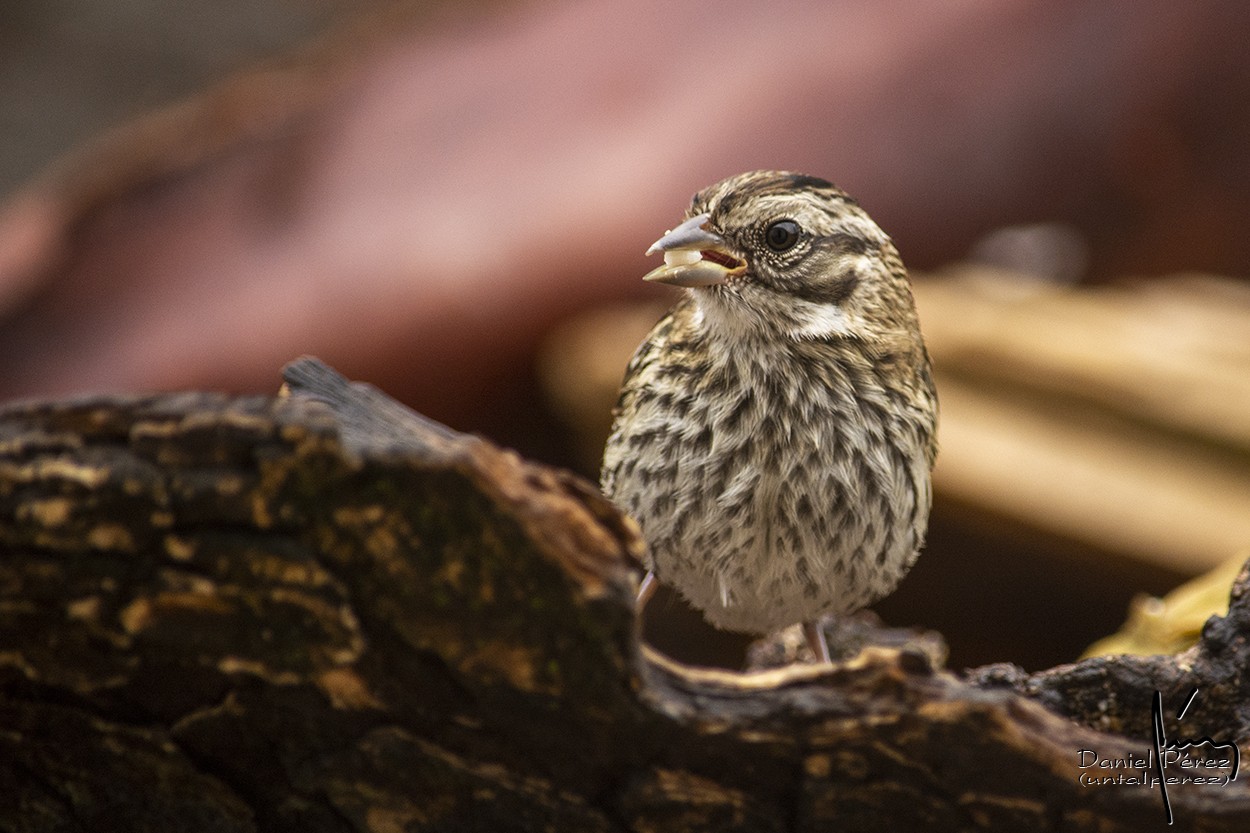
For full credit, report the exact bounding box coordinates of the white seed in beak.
[663,249,702,268]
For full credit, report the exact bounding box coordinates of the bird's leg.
[637,570,658,611]
[803,620,832,663]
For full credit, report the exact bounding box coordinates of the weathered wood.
[0,358,1247,831]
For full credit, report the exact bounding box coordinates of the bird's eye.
[764,219,801,252]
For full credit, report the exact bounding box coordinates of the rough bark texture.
[0,357,1247,832]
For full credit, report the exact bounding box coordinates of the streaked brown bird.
[600,171,938,662]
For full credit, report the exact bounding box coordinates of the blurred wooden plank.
[914,270,1250,450]
[913,268,1250,573]
[931,373,1250,573]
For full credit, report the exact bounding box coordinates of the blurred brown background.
[2,0,1249,671]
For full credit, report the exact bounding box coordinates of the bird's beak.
[642,213,746,287]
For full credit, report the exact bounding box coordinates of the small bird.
[600,171,937,662]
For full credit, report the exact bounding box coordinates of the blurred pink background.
[2,0,1248,447]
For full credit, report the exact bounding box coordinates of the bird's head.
[643,170,919,346]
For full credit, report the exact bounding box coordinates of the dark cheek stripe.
[791,268,861,306]
[782,234,872,305]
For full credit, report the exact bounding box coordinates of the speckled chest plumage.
[601,294,935,634]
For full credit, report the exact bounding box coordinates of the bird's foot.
[803,619,832,664]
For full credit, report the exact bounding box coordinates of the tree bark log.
[0,357,1246,831]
